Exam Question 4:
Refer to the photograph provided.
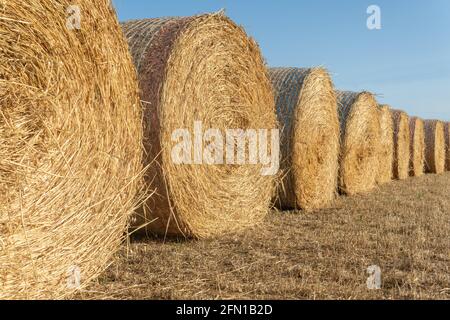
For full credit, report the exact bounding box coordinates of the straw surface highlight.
[0,0,143,299]
[122,14,277,239]
[269,67,340,211]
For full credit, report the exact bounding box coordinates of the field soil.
[80,173,450,300]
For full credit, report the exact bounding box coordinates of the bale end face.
[377,105,394,184]
[424,120,446,174]
[123,14,277,239]
[336,91,381,196]
[0,0,143,299]
[269,67,340,211]
[391,110,410,180]
[409,117,425,177]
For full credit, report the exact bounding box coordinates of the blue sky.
[113,0,450,121]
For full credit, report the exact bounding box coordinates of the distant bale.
[269,67,340,211]
[409,117,425,177]
[391,110,410,180]
[424,120,445,174]
[0,0,143,299]
[122,14,277,239]
[445,122,450,171]
[336,91,381,195]
[377,105,394,184]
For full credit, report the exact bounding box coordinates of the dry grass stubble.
[81,173,450,300]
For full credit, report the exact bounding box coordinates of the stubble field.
[78,173,450,300]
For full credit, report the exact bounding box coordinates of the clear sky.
[112,0,450,121]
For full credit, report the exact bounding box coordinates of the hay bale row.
[1,3,447,299]
[0,0,143,299]
[122,13,277,239]
[391,110,410,180]
[445,122,450,171]
[377,105,394,184]
[268,67,340,211]
[409,117,425,177]
[336,91,381,195]
[424,120,446,174]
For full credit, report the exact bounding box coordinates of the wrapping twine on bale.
[377,105,394,184]
[409,117,425,177]
[391,110,410,180]
[122,13,277,239]
[0,0,143,299]
[336,91,381,195]
[268,67,340,211]
[424,120,446,174]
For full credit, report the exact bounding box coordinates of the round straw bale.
[376,105,394,184]
[122,13,277,239]
[268,67,339,211]
[336,91,381,195]
[445,122,450,171]
[391,110,410,180]
[409,117,425,177]
[424,120,446,174]
[0,1,143,299]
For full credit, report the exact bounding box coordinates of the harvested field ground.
[80,173,450,300]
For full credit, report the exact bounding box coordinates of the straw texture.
[336,91,381,195]
[391,110,410,180]
[377,105,394,184]
[409,117,425,177]
[445,122,450,171]
[122,13,277,239]
[269,67,340,211]
[0,0,143,299]
[424,120,446,174]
